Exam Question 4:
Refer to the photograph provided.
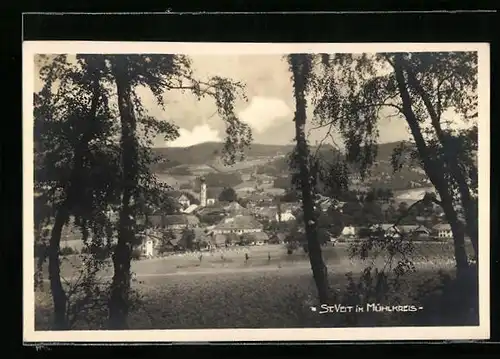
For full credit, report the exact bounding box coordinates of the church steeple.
[200,177,207,207]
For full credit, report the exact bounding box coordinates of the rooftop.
[214,215,263,230]
[432,223,452,230]
[141,214,200,227]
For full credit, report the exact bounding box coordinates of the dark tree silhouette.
[35,53,252,329]
[313,52,477,278]
[218,187,238,202]
[288,53,329,304]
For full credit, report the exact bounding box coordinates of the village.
[48,169,455,260]
[123,175,456,258]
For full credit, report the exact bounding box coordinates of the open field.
[34,242,477,330]
[36,242,466,279]
[155,173,196,187]
[211,157,275,173]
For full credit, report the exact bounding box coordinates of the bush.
[60,247,77,256]
[131,248,142,261]
[34,243,47,258]
[412,264,479,326]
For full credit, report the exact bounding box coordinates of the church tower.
[200,177,207,207]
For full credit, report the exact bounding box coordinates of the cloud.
[238,96,292,133]
[167,124,222,147]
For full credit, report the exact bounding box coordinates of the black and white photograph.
[23,42,490,342]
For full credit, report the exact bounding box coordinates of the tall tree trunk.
[404,66,478,259]
[48,205,69,330]
[393,54,469,278]
[290,55,329,303]
[46,66,102,330]
[108,58,137,329]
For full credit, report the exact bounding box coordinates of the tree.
[180,228,196,251]
[237,197,249,208]
[281,189,299,203]
[384,203,398,223]
[273,176,292,190]
[403,53,478,257]
[35,55,120,329]
[36,54,252,330]
[179,182,192,190]
[204,172,243,188]
[181,191,200,205]
[342,201,364,226]
[398,202,409,216]
[362,200,384,226]
[199,213,224,226]
[218,187,237,202]
[104,54,251,328]
[313,52,477,277]
[226,232,240,246]
[157,230,176,255]
[288,54,329,303]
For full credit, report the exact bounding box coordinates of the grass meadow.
[34,242,478,330]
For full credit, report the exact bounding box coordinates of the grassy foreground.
[34,242,478,330]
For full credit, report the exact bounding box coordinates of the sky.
[34,54,473,149]
[145,54,412,148]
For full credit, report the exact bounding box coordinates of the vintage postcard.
[23,42,490,342]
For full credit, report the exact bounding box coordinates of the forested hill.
[151,140,428,191]
[152,142,296,167]
[151,141,414,168]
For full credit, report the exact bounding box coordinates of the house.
[432,223,453,239]
[164,214,200,230]
[370,224,400,238]
[223,201,250,215]
[212,215,263,235]
[276,209,296,222]
[255,174,274,186]
[251,232,270,245]
[398,225,431,239]
[263,188,286,196]
[177,194,191,209]
[316,196,336,212]
[140,228,163,257]
[206,198,216,206]
[212,234,228,248]
[193,228,212,250]
[370,224,431,240]
[181,204,199,214]
[255,206,278,220]
[166,191,192,210]
[341,225,357,237]
[247,193,274,206]
[269,233,286,244]
[235,186,258,197]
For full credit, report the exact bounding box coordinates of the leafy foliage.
[218,187,238,202]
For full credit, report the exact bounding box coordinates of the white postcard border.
[23,41,490,342]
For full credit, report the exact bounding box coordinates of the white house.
[432,223,453,239]
[181,204,199,214]
[276,210,296,222]
[206,198,216,206]
[341,225,357,237]
[140,228,162,257]
[177,194,191,209]
[212,215,263,235]
[144,238,155,257]
[370,224,401,238]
